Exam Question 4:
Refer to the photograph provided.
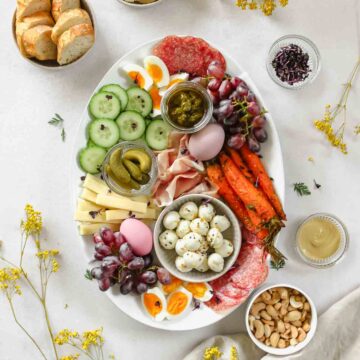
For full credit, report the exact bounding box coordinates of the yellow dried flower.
[279,0,288,6]
[354,125,360,135]
[60,355,80,360]
[82,327,104,350]
[55,329,79,345]
[230,346,238,360]
[36,249,60,259]
[261,0,276,15]
[236,0,288,14]
[0,267,22,297]
[203,346,222,360]
[21,204,42,236]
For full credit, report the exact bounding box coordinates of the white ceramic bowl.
[245,283,318,356]
[118,0,163,8]
[12,0,96,70]
[153,194,241,283]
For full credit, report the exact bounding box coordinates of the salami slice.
[153,36,226,77]
[205,291,246,313]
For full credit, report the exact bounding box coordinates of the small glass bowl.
[160,81,213,133]
[266,34,321,90]
[296,213,349,268]
[118,0,163,8]
[101,141,157,197]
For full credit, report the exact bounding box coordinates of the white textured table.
[0,0,359,359]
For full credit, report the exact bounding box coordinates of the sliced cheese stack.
[15,0,94,65]
[75,174,159,236]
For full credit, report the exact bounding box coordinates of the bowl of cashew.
[245,284,317,355]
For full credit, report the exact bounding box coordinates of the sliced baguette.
[16,0,51,20]
[16,11,54,57]
[51,8,92,44]
[51,0,80,22]
[57,23,94,65]
[22,25,57,61]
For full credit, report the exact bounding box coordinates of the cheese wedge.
[75,211,122,224]
[77,199,103,212]
[80,188,98,203]
[105,208,157,221]
[96,194,147,213]
[79,222,119,236]
[83,174,110,195]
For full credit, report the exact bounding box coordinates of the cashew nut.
[290,325,298,339]
[264,292,281,305]
[291,320,303,327]
[278,287,289,300]
[290,295,303,309]
[266,304,279,320]
[278,339,286,348]
[249,315,256,331]
[290,338,298,346]
[270,332,280,347]
[280,333,290,340]
[297,328,306,343]
[254,320,265,339]
[277,320,285,333]
[261,291,271,302]
[304,302,310,311]
[264,324,272,338]
[302,321,311,332]
[251,302,266,317]
[260,310,272,321]
[301,310,307,321]
[262,320,275,326]
[284,310,301,322]
[265,338,271,346]
[284,323,290,330]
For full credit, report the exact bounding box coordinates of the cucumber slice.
[89,92,121,120]
[89,119,120,148]
[126,87,152,117]
[87,139,98,148]
[145,119,170,150]
[116,111,146,141]
[99,84,128,110]
[79,146,107,174]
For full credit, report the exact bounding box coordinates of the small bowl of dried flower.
[266,34,321,89]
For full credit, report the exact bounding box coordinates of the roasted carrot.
[239,144,287,220]
[225,146,255,183]
[206,163,257,233]
[219,152,278,223]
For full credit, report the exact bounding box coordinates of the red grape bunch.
[89,227,171,295]
[193,61,268,153]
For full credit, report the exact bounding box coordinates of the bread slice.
[22,25,57,61]
[51,9,92,44]
[16,0,51,20]
[16,11,54,57]
[57,23,94,65]
[52,0,80,22]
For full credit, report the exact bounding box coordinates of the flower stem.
[7,295,48,360]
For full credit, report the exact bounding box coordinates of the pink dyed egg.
[188,123,225,161]
[120,218,153,256]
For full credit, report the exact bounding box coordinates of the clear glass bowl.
[160,81,213,133]
[296,213,349,268]
[266,34,321,90]
[101,141,157,197]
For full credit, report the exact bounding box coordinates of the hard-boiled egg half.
[183,282,213,302]
[144,56,170,88]
[159,73,189,96]
[158,275,183,296]
[141,287,167,321]
[122,64,153,91]
[166,287,193,320]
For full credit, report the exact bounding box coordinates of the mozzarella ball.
[198,203,216,222]
[175,256,193,272]
[175,238,188,256]
[190,218,209,236]
[207,228,224,249]
[179,202,198,221]
[163,211,181,230]
[183,251,205,268]
[176,220,191,238]
[159,230,178,250]
[195,256,209,272]
[208,253,225,272]
[198,236,209,254]
[210,215,231,232]
[215,239,234,258]
[183,232,202,251]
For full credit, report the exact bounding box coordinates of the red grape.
[236,85,249,97]
[143,254,153,267]
[91,267,104,280]
[120,278,134,295]
[119,243,134,262]
[94,253,104,261]
[127,257,145,271]
[208,78,222,91]
[157,268,171,285]
[207,89,220,105]
[98,278,111,292]
[253,128,268,143]
[93,233,103,244]
[218,99,234,118]
[191,77,208,88]
[229,126,243,134]
[113,232,126,249]
[247,102,260,116]
[224,113,238,126]
[218,79,233,99]
[229,90,242,102]
[101,256,121,274]
[207,61,225,80]
[230,76,243,88]
[100,227,115,246]
[252,115,266,128]
[139,271,157,284]
[246,92,256,102]
[248,137,261,152]
[227,134,246,149]
[136,282,148,294]
[95,243,112,257]
[118,269,131,285]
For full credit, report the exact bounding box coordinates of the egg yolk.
[149,86,162,110]
[184,283,208,298]
[167,292,189,315]
[161,277,183,295]
[128,71,145,88]
[143,293,163,317]
[146,64,163,84]
[167,78,183,89]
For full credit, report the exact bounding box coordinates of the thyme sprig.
[48,113,66,142]
[293,182,311,196]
